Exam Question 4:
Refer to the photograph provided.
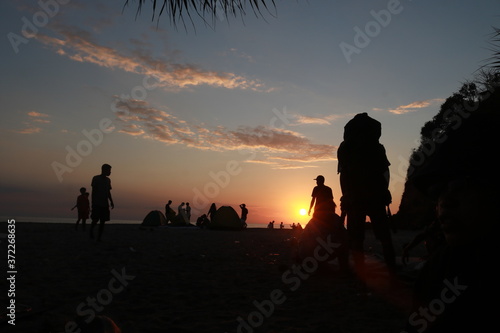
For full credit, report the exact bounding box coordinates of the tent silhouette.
[209,206,244,230]
[141,210,167,227]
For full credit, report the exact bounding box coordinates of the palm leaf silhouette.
[123,0,277,29]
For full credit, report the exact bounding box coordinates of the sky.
[1,0,499,225]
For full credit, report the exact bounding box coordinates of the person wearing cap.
[308,175,336,218]
[301,175,348,272]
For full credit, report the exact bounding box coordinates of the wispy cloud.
[35,25,271,92]
[27,111,51,123]
[377,98,445,115]
[293,115,331,125]
[113,99,336,168]
[227,48,256,63]
[292,114,347,126]
[15,111,50,134]
[16,127,42,134]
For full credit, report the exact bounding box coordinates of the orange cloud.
[27,111,51,123]
[384,98,445,114]
[15,111,51,134]
[291,113,354,126]
[27,111,49,117]
[15,126,42,134]
[35,25,271,92]
[293,115,331,125]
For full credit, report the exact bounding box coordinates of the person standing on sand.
[207,203,217,221]
[240,203,248,227]
[71,187,90,231]
[165,200,176,223]
[301,175,348,272]
[185,202,191,223]
[337,113,396,271]
[308,175,337,219]
[177,202,187,223]
[165,200,172,218]
[89,164,114,242]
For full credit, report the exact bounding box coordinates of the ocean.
[1,216,268,229]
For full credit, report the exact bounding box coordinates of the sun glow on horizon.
[299,208,307,216]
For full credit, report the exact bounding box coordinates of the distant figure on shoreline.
[178,202,185,216]
[177,202,188,224]
[207,203,217,221]
[240,203,248,228]
[71,187,90,231]
[89,164,114,242]
[185,202,191,223]
[165,200,176,223]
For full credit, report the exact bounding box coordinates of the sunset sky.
[1,0,498,225]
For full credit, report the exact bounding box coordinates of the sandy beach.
[2,222,426,333]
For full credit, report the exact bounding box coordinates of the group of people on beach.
[300,111,500,332]
[69,108,500,332]
[196,202,249,228]
[298,113,396,277]
[164,200,192,225]
[266,221,302,230]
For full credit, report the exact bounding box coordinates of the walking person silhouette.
[71,187,90,231]
[89,164,114,242]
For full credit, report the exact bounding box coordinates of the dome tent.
[141,210,167,227]
[209,206,244,230]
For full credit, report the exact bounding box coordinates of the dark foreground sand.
[2,223,426,333]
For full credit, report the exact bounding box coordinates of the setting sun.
[299,208,307,216]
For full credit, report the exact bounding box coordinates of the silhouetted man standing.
[240,203,248,227]
[299,175,349,273]
[165,200,176,223]
[308,175,336,219]
[90,163,114,242]
[337,113,395,272]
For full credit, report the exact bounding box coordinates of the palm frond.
[481,26,500,70]
[123,0,277,29]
